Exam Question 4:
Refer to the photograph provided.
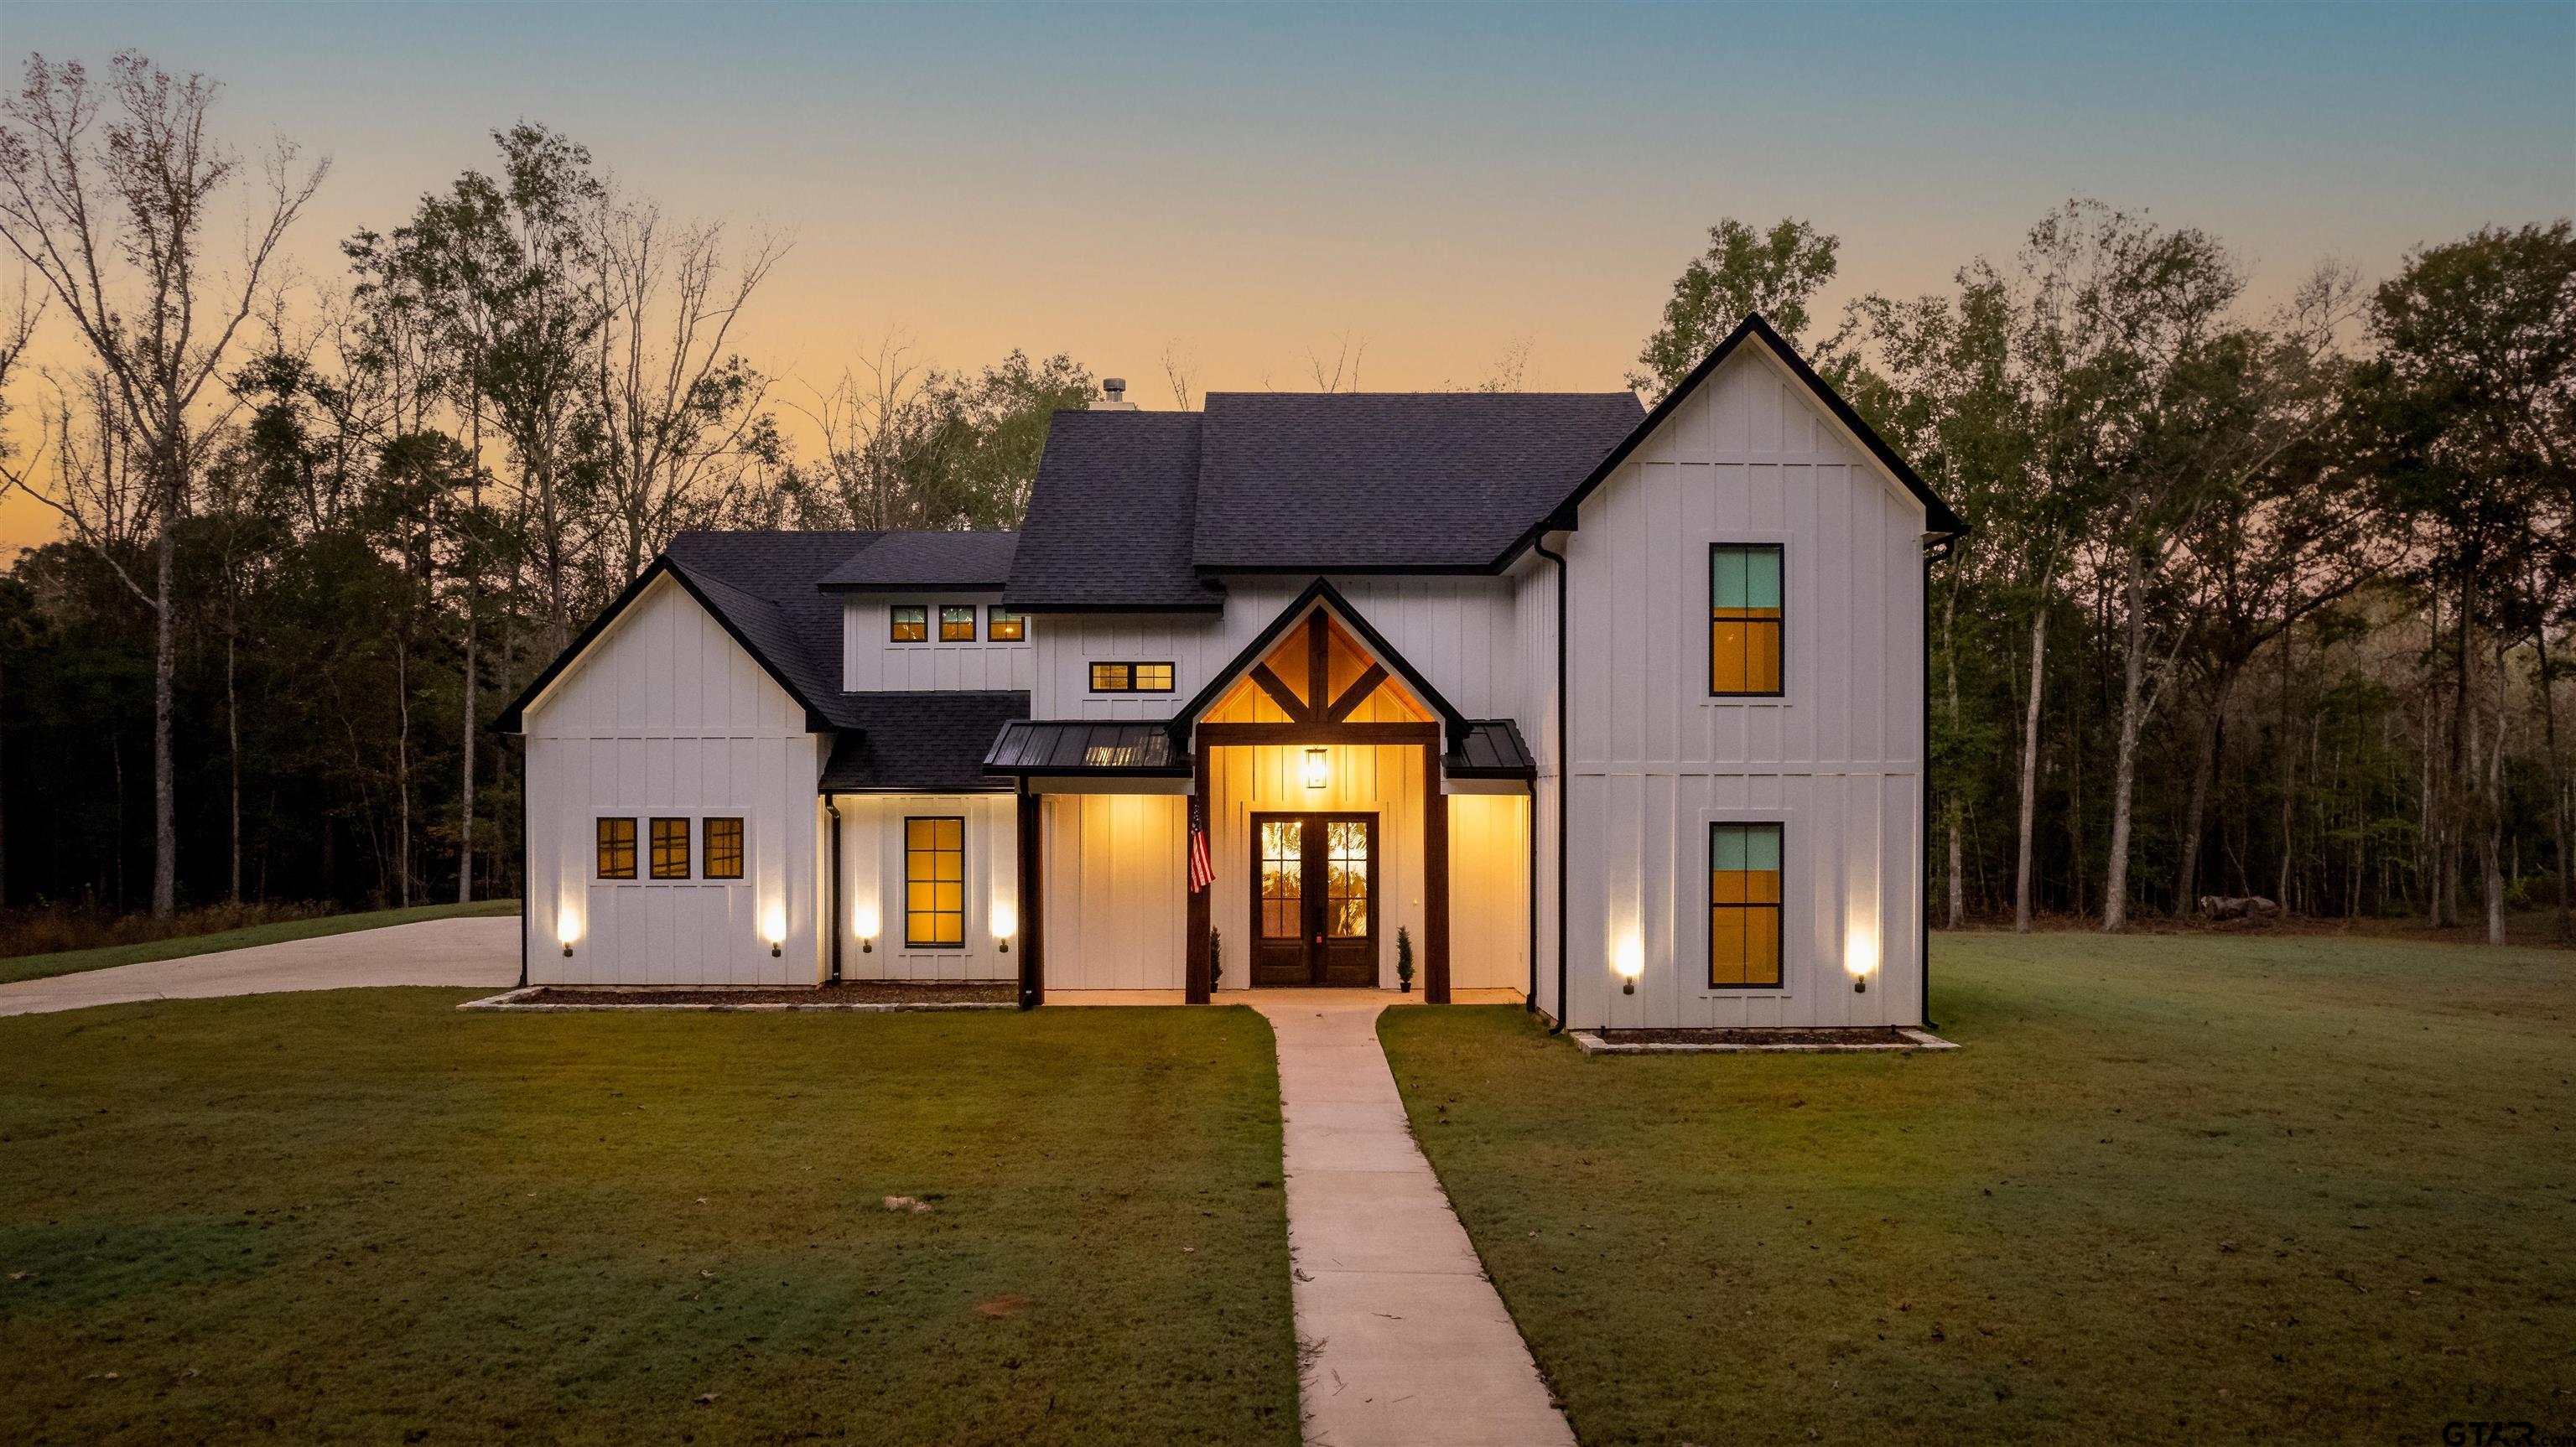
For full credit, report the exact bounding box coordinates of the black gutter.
[824,795,844,985]
[1535,536,1571,1034]
[1919,543,1932,1029]
[516,735,528,989]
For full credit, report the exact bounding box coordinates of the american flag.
[1187,808,1215,893]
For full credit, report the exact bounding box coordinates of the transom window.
[1711,544,1784,696]
[985,606,1026,642]
[904,816,965,947]
[1091,661,1175,692]
[1710,822,1784,988]
[702,817,745,879]
[890,604,927,642]
[649,817,691,879]
[940,605,977,641]
[596,817,637,879]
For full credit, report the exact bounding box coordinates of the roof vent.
[1097,376,1136,412]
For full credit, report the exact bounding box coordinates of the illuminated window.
[1325,821,1370,938]
[1090,661,1176,692]
[1711,544,1784,696]
[650,817,691,879]
[703,817,745,879]
[905,816,964,947]
[596,817,636,879]
[1709,822,1784,988]
[940,605,977,641]
[890,605,927,642]
[986,606,1025,642]
[1259,820,1301,939]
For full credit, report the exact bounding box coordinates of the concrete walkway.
[1248,991,1575,1447]
[0,916,520,1017]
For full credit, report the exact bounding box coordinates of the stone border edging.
[456,987,1015,1014]
[1568,1026,1960,1055]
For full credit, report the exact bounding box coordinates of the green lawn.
[1381,932,2574,1446]
[0,899,522,984]
[0,993,1298,1446]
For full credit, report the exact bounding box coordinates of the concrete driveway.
[0,916,520,1018]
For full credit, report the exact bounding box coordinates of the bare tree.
[1160,339,1198,411]
[1302,332,1367,393]
[0,51,325,916]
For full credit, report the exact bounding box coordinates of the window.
[1091,661,1175,692]
[703,817,745,879]
[1259,820,1301,939]
[940,604,977,642]
[1710,544,1784,696]
[1325,820,1370,938]
[596,817,637,879]
[985,606,1025,642]
[904,816,965,947]
[890,604,927,642]
[1709,822,1784,988]
[650,817,691,879]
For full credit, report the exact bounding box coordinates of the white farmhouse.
[496,314,1964,1029]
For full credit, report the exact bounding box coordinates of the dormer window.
[890,604,927,642]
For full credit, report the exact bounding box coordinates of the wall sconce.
[854,903,878,953]
[763,905,787,959]
[991,902,1016,955]
[557,908,579,958]
[1846,930,1877,994]
[1303,747,1329,790]
[1614,936,1644,996]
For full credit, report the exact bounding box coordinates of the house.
[495,314,1963,1029]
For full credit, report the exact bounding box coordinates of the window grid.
[703,817,745,879]
[905,816,965,948]
[1709,822,1784,988]
[985,606,1025,642]
[939,605,977,641]
[1091,661,1176,693]
[649,817,691,879]
[1710,544,1785,697]
[596,817,636,879]
[1259,820,1301,939]
[1326,821,1370,938]
[890,604,927,642]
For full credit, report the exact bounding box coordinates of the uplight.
[763,904,787,958]
[992,901,1017,954]
[556,907,579,957]
[854,902,878,953]
[1304,747,1330,790]
[1845,929,1877,993]
[1613,936,1644,995]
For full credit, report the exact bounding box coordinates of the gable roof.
[1005,411,1223,613]
[1190,392,1642,573]
[819,692,1028,792]
[1497,312,1965,564]
[818,531,1020,592]
[494,530,880,734]
[1168,576,1470,747]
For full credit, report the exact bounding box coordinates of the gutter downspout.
[824,795,844,986]
[1535,535,1570,1034]
[516,735,528,989]
[1919,537,1949,1031]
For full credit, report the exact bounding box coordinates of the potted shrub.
[1396,926,1415,993]
[1210,927,1223,992]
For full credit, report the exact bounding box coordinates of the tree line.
[0,49,2568,948]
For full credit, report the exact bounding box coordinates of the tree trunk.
[458,405,481,905]
[227,625,242,905]
[2277,618,2298,915]
[2102,552,2149,933]
[151,506,179,920]
[1942,565,1964,930]
[2485,637,2509,945]
[2014,599,2049,933]
[397,641,413,910]
[2535,604,2571,944]
[0,647,8,910]
[2175,681,2229,910]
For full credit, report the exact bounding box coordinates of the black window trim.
[984,604,1026,642]
[596,816,637,880]
[1707,818,1787,991]
[890,604,928,643]
[1708,541,1787,699]
[903,813,968,950]
[1091,660,1176,694]
[938,603,979,643]
[648,816,693,879]
[702,816,745,880]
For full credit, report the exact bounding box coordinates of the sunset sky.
[3,0,2570,552]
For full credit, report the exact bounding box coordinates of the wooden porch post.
[1186,744,1213,1004]
[1424,739,1451,1004]
[1016,784,1044,1009]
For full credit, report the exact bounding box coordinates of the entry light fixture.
[1304,747,1329,790]
[557,908,579,957]
[1614,936,1644,996]
[992,902,1016,954]
[854,903,878,953]
[763,905,787,958]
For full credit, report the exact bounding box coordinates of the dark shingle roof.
[662,531,879,725]
[983,720,1191,777]
[1003,411,1223,612]
[818,532,1020,592]
[820,692,1029,792]
[1190,392,1642,571]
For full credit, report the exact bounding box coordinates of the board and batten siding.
[1026,577,1527,722]
[1560,344,1926,1029]
[523,573,827,985]
[842,594,1034,692]
[834,792,1018,979]
[1038,792,1188,989]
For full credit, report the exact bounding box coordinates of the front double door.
[1250,812,1379,987]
